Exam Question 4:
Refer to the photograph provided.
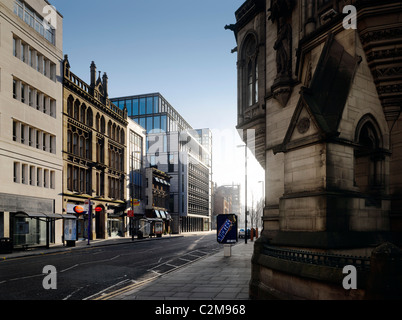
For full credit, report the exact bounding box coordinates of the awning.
[15,212,77,220]
[159,211,166,219]
[155,210,161,218]
[16,212,47,218]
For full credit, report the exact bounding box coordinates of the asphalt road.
[0,232,221,300]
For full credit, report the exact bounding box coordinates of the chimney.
[102,72,108,98]
[90,61,96,87]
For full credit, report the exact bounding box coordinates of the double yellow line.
[92,276,159,300]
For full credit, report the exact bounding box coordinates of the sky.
[50,0,265,204]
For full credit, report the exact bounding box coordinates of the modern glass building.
[111,93,212,233]
[112,93,192,136]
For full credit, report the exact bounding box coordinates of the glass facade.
[111,93,212,233]
[129,130,144,201]
[111,93,192,137]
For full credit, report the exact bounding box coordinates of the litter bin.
[0,238,13,254]
[66,240,76,247]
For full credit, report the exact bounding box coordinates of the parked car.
[239,228,250,239]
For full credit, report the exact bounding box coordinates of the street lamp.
[237,144,248,244]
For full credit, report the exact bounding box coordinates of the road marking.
[60,264,79,273]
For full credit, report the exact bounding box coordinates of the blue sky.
[51,0,243,130]
[50,0,264,199]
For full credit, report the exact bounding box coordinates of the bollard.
[224,244,232,257]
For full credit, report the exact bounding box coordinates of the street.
[0,232,221,300]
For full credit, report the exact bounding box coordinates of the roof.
[275,34,361,154]
[302,34,361,135]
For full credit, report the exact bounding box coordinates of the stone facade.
[62,57,128,240]
[228,0,402,299]
[0,0,64,247]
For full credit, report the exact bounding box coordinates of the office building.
[111,93,212,233]
[126,117,146,236]
[0,0,65,248]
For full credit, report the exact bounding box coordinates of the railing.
[263,244,371,271]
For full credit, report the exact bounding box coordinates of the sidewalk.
[113,241,254,300]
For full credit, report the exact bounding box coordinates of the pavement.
[1,232,255,301]
[111,240,254,301]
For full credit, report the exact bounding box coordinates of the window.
[21,83,25,103]
[21,164,27,184]
[132,99,139,116]
[20,124,25,144]
[13,80,17,99]
[140,98,146,115]
[14,162,20,183]
[50,171,55,189]
[37,168,42,187]
[161,115,167,133]
[242,34,259,109]
[146,97,153,114]
[14,0,55,45]
[13,121,18,142]
[29,166,35,186]
[354,116,387,205]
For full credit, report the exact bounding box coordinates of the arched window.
[96,113,100,131]
[120,129,125,145]
[242,33,259,109]
[354,116,385,195]
[107,120,112,137]
[67,96,74,117]
[87,108,93,127]
[80,104,86,124]
[74,100,80,120]
[100,116,105,134]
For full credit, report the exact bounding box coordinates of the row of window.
[14,162,56,189]
[13,78,57,118]
[13,36,57,82]
[14,0,55,45]
[66,164,91,195]
[67,165,124,201]
[67,96,125,144]
[109,145,125,172]
[13,120,56,154]
[66,126,91,160]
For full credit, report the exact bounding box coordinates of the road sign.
[127,210,134,218]
[217,214,238,244]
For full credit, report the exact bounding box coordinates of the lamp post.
[237,144,248,244]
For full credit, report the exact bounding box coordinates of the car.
[239,228,250,239]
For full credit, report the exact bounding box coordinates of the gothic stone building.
[62,56,128,240]
[227,0,402,299]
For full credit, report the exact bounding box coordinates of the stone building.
[227,0,402,299]
[62,57,128,240]
[0,0,65,248]
[145,167,172,234]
